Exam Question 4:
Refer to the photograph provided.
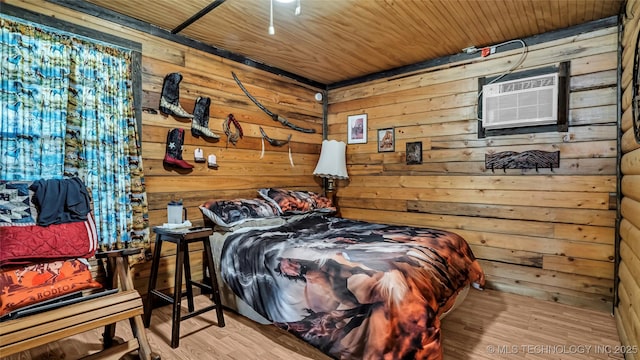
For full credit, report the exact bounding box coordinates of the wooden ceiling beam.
[171,0,226,34]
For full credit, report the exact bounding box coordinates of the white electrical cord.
[476,39,528,121]
[484,39,528,86]
[269,0,275,35]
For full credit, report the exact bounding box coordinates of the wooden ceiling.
[79,0,622,87]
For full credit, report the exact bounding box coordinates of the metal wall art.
[485,150,560,172]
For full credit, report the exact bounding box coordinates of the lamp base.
[325,178,339,216]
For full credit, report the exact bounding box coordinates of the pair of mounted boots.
[159,72,219,139]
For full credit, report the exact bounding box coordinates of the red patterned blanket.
[0,213,97,266]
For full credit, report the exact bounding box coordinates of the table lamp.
[313,140,349,206]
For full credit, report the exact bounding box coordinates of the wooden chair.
[0,249,155,360]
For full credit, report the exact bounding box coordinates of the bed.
[201,189,485,360]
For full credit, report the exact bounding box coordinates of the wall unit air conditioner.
[481,73,558,130]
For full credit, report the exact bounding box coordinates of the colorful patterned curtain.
[0,15,149,258]
[0,19,69,180]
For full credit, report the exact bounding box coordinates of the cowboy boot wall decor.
[163,128,194,169]
[159,72,193,118]
[191,96,220,139]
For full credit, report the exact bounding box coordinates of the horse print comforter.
[221,215,485,360]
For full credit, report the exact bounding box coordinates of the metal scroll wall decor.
[485,150,560,173]
[632,27,640,143]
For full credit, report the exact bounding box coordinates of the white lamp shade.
[313,140,349,179]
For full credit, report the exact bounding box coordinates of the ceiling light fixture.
[268,0,301,35]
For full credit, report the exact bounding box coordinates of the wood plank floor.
[1,289,624,360]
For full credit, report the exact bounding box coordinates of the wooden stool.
[143,227,225,348]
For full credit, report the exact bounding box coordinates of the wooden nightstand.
[144,227,225,348]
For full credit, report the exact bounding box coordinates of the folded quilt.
[0,213,98,266]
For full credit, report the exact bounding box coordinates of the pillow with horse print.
[199,198,279,228]
[258,188,335,215]
[0,258,102,317]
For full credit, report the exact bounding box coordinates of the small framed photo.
[377,128,395,152]
[406,141,422,165]
[347,114,367,144]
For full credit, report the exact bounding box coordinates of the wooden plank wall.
[327,24,618,312]
[617,0,640,355]
[6,0,324,295]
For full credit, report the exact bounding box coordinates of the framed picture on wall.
[377,128,395,152]
[347,114,367,144]
[406,141,422,165]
